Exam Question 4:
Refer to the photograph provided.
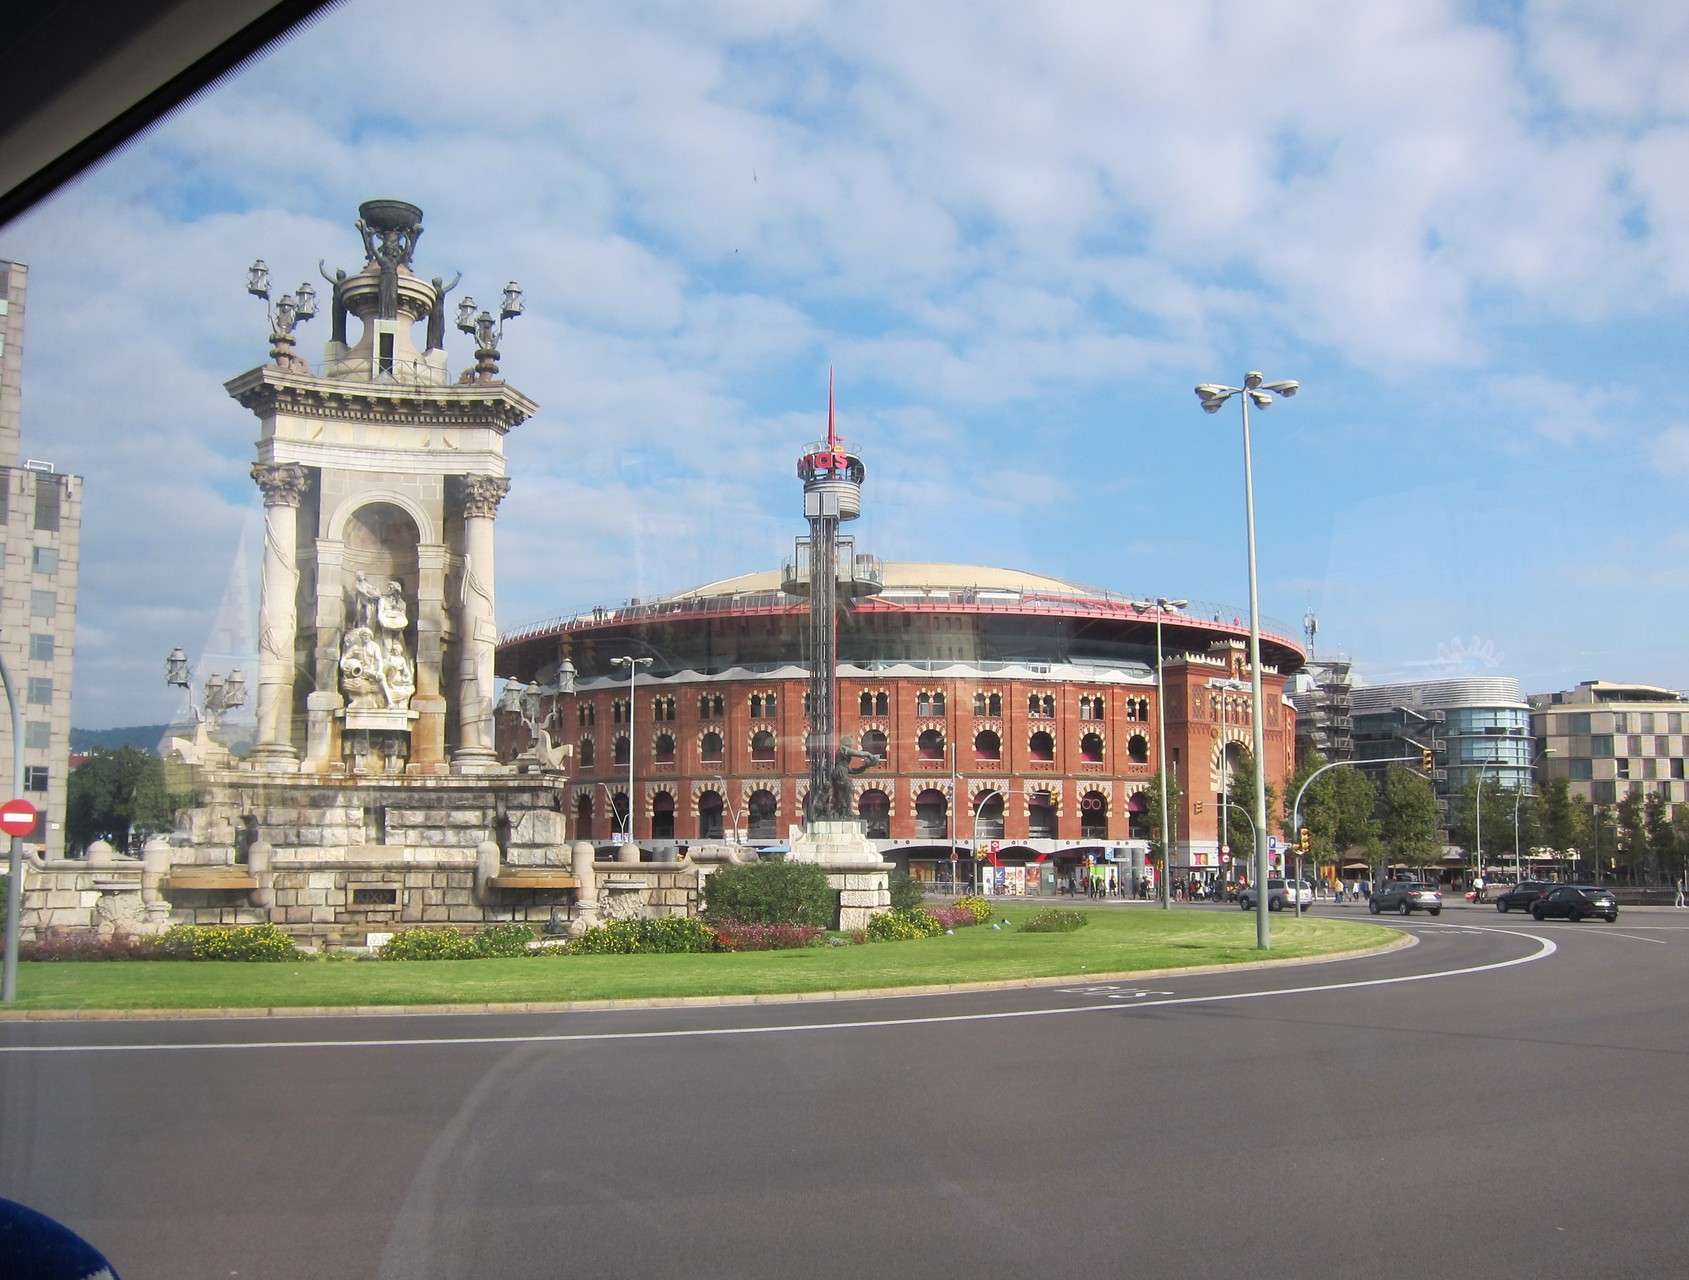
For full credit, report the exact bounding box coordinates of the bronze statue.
[318,262,349,345]
[808,735,882,822]
[426,272,461,352]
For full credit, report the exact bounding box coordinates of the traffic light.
[1195,800,1205,814]
[1298,826,1311,853]
[1421,748,1434,772]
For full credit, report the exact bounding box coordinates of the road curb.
[0,927,1415,1023]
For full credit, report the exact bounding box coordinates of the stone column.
[452,474,509,772]
[249,462,308,769]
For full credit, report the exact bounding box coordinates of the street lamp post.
[1196,372,1298,949]
[1131,597,1187,910]
[709,777,742,844]
[609,656,653,843]
[1473,757,1507,899]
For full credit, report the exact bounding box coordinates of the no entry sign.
[0,799,38,837]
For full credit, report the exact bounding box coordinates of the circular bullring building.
[495,563,1304,894]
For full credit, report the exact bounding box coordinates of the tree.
[1282,751,1378,881]
[1223,749,1275,869]
[1377,765,1440,873]
[1536,778,1580,856]
[1577,801,1618,883]
[1448,775,1516,862]
[1644,792,1674,882]
[65,746,179,855]
[1617,791,1646,881]
[1141,771,1184,870]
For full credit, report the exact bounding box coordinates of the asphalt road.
[5,904,1688,1279]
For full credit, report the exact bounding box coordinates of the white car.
[1237,878,1314,911]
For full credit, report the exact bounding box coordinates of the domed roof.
[667,561,1109,602]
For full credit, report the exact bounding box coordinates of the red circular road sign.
[0,798,38,836]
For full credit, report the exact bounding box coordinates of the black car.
[1368,880,1442,916]
[1530,885,1618,923]
[1494,881,1554,913]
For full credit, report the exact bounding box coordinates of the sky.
[3,0,1689,729]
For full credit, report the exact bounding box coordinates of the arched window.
[916,691,932,718]
[1081,789,1108,838]
[575,793,594,840]
[988,692,1001,717]
[973,791,1005,838]
[1080,732,1104,763]
[697,791,724,840]
[1127,733,1149,764]
[917,728,946,761]
[1028,790,1057,838]
[700,731,724,763]
[652,696,676,722]
[875,692,889,716]
[973,692,987,716]
[859,788,890,838]
[699,693,723,720]
[747,789,778,839]
[652,792,675,839]
[765,692,777,718]
[933,692,946,716]
[654,733,676,763]
[861,728,888,759]
[749,693,762,718]
[974,729,1001,761]
[578,703,596,727]
[613,734,629,766]
[611,699,628,725]
[751,730,776,762]
[610,791,629,836]
[914,788,949,838]
[579,737,595,767]
[1029,730,1055,762]
[861,691,874,715]
[1127,791,1149,840]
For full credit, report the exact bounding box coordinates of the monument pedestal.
[788,818,891,930]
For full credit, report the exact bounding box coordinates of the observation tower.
[783,371,883,823]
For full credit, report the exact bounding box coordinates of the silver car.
[1237,878,1315,912]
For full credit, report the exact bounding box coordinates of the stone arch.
[643,780,677,814]
[324,489,437,548]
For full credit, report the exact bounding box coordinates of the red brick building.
[496,563,1302,889]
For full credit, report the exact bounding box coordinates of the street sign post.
[0,800,38,838]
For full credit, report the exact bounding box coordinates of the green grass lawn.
[4,909,1396,1012]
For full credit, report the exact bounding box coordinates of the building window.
[700,731,724,763]
[652,696,676,722]
[654,733,676,763]
[1592,780,1616,804]
[858,789,891,838]
[32,479,60,532]
[750,692,777,719]
[875,691,889,716]
[651,792,676,840]
[578,737,595,767]
[1569,759,1593,781]
[611,699,627,725]
[1080,790,1108,838]
[1079,695,1106,721]
[916,690,946,718]
[26,677,51,705]
[1127,733,1149,764]
[1674,759,1685,781]
[697,792,725,839]
[1080,733,1104,763]
[747,789,778,839]
[861,728,888,758]
[32,546,57,574]
[28,633,53,661]
[613,734,629,766]
[1029,693,1055,719]
[1029,730,1055,762]
[917,728,946,761]
[972,791,1005,838]
[24,720,49,750]
[1592,735,1613,757]
[578,703,596,727]
[751,730,776,762]
[30,589,55,619]
[862,691,875,715]
[914,788,948,838]
[1570,712,1592,735]
[1617,758,1631,780]
[24,765,48,792]
[974,729,1001,761]
[1027,790,1057,838]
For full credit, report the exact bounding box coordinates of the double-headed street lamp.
[1513,748,1554,883]
[1196,372,1298,950]
[609,656,653,842]
[1130,597,1187,910]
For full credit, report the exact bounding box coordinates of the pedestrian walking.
[1676,877,1685,908]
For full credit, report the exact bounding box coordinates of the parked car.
[1494,881,1554,913]
[1529,885,1618,923]
[1368,880,1443,916]
[1237,878,1314,911]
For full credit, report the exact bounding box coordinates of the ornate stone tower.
[226,199,536,778]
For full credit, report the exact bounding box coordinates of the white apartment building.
[1530,680,1689,807]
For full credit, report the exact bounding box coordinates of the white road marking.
[0,931,1557,1056]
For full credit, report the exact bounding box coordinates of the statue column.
[248,462,308,769]
[452,474,509,772]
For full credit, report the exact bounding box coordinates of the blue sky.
[3,0,1689,728]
